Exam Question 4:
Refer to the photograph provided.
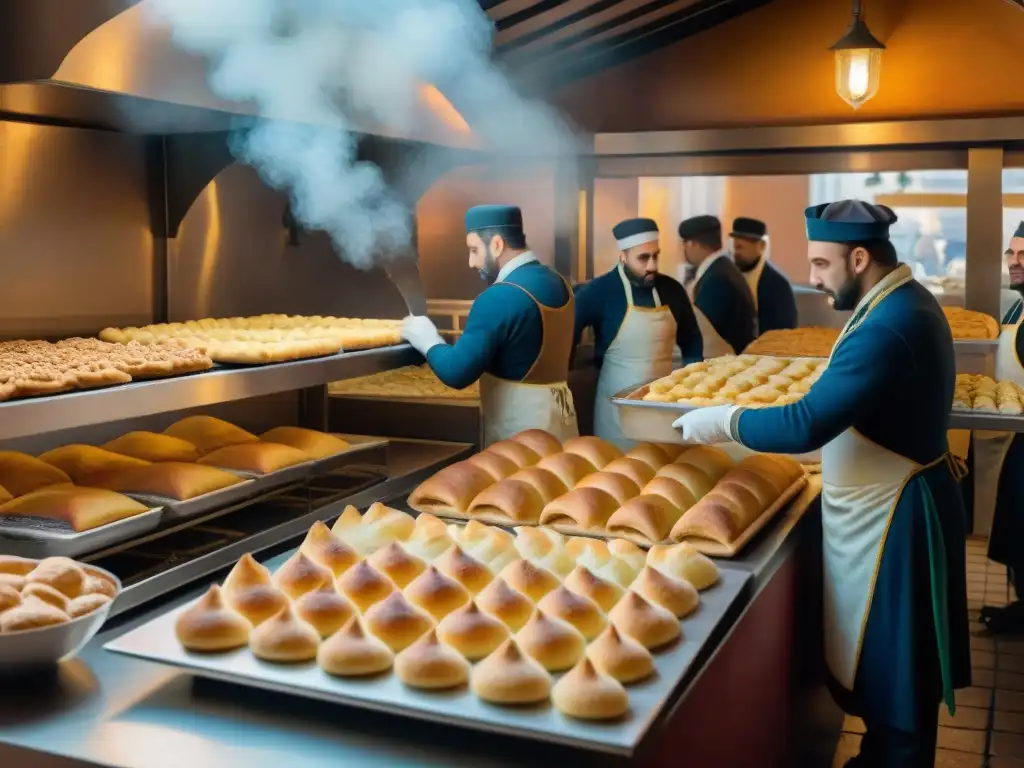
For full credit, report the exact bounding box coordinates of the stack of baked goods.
[0,555,118,633]
[329,365,479,400]
[954,373,1024,414]
[942,307,999,340]
[174,505,721,721]
[99,315,402,365]
[0,337,212,402]
[639,355,827,407]
[744,328,840,358]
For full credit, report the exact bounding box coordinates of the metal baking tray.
[311,434,389,475]
[105,559,750,756]
[948,409,1024,432]
[611,383,822,464]
[0,505,164,559]
[123,479,262,523]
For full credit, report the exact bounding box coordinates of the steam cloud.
[146,0,578,268]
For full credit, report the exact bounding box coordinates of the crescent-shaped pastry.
[515,608,587,672]
[408,462,495,517]
[505,467,568,505]
[272,551,333,600]
[536,452,596,488]
[466,451,519,482]
[586,624,655,684]
[624,443,672,470]
[330,505,362,534]
[299,521,360,576]
[552,658,629,720]
[608,591,680,650]
[499,559,560,603]
[561,436,623,470]
[336,561,396,613]
[602,457,657,488]
[575,472,641,506]
[605,495,683,546]
[470,638,552,704]
[368,542,427,588]
[484,441,541,469]
[563,565,624,612]
[294,583,356,638]
[317,616,394,677]
[403,565,470,621]
[174,585,251,652]
[632,566,699,618]
[363,591,435,652]
[466,479,545,524]
[655,462,715,502]
[669,495,744,545]
[432,545,493,595]
[394,629,470,690]
[673,445,734,480]
[647,542,720,590]
[537,586,607,640]
[248,604,321,663]
[538,487,620,532]
[436,600,509,660]
[511,429,562,458]
[476,576,535,631]
[641,476,699,514]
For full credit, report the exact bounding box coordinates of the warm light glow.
[419,84,472,135]
[834,47,882,109]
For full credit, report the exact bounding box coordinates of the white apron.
[819,265,927,690]
[478,274,579,448]
[594,264,677,451]
[686,278,734,359]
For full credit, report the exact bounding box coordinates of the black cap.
[1015,221,1024,239]
[730,217,767,240]
[677,215,721,240]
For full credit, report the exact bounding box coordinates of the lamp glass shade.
[834,47,882,109]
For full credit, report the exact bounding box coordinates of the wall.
[415,164,557,299]
[592,178,640,276]
[722,175,810,281]
[554,0,1024,132]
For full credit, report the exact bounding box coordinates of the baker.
[973,221,1024,633]
[673,200,970,766]
[572,217,703,449]
[678,214,756,356]
[730,216,798,334]
[400,205,578,446]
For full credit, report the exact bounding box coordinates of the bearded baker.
[673,200,970,766]
[678,215,757,356]
[730,216,799,334]
[572,217,703,449]
[401,205,578,446]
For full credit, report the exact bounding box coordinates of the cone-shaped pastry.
[294,583,356,638]
[175,585,251,652]
[273,551,333,600]
[363,591,434,652]
[511,429,562,458]
[464,526,518,573]
[0,596,69,633]
[403,521,455,562]
[0,584,21,612]
[564,537,611,563]
[249,604,321,662]
[394,629,471,690]
[68,592,111,619]
[22,582,70,612]
[587,624,655,684]
[515,608,586,672]
[222,553,289,626]
[299,521,359,576]
[561,436,623,470]
[330,505,362,535]
[646,542,719,590]
[563,565,624,613]
[608,539,647,575]
[576,547,637,589]
[552,658,629,720]
[368,542,427,589]
[632,566,699,619]
[470,638,552,705]
[318,617,394,677]
[362,502,416,541]
[476,577,535,632]
[412,512,448,538]
[336,561,395,613]
[609,591,680,650]
[513,526,556,560]
[403,565,470,621]
[433,545,493,595]
[500,559,559,603]
[436,600,510,660]
[537,586,607,640]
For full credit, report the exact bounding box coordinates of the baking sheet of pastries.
[954,373,1024,414]
[743,327,840,358]
[329,365,479,400]
[942,307,999,340]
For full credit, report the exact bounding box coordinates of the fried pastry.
[586,624,655,684]
[606,494,682,546]
[563,565,624,613]
[609,591,680,650]
[249,604,321,662]
[475,576,534,631]
[538,487,620,532]
[537,586,606,640]
[394,629,470,689]
[174,585,252,652]
[299,521,359,576]
[575,471,641,505]
[536,451,596,488]
[408,462,495,517]
[516,608,587,672]
[258,427,350,460]
[363,591,434,651]
[294,583,355,638]
[318,617,394,677]
[37,444,150,486]
[471,638,552,705]
[81,572,118,598]
[467,478,545,524]
[403,565,470,621]
[484,440,541,469]
[561,436,623,470]
[552,658,629,720]
[163,415,259,456]
[436,600,509,660]
[510,429,562,458]
[0,584,21,612]
[88,462,243,501]
[0,487,149,532]
[102,431,201,463]
[197,442,308,474]
[0,451,72,497]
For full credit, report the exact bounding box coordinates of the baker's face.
[732,237,764,272]
[681,239,702,267]
[808,240,868,311]
[1007,236,1024,288]
[620,242,659,284]
[467,232,501,277]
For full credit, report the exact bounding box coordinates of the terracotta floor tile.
[937,726,986,753]
[957,686,993,708]
[993,731,1024,758]
[941,705,989,730]
[997,711,1024,734]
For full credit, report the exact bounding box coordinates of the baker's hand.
[401,315,445,357]
[672,405,740,445]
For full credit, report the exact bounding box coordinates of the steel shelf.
[948,410,1024,432]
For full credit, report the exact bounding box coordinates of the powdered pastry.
[0,596,68,633]
[22,582,69,612]
[470,638,552,705]
[26,557,86,598]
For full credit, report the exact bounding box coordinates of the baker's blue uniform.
[752,260,799,334]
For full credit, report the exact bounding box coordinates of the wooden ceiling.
[481,0,775,89]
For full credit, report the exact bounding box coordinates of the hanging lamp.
[830,0,885,109]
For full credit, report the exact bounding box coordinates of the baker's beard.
[621,261,655,287]
[827,269,863,312]
[734,255,761,274]
[479,249,499,284]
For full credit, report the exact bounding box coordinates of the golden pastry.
[467,478,545,524]
[632,566,699,618]
[515,608,586,672]
[0,487,150,533]
[0,555,36,576]
[174,585,252,652]
[22,582,70,612]
[574,471,641,505]
[273,551,333,599]
[67,593,112,619]
[394,629,470,690]
[403,525,455,562]
[484,440,540,469]
[0,584,21,612]
[37,444,150,486]
[669,495,743,546]
[436,600,509,660]
[367,542,426,588]
[0,574,26,592]
[654,462,716,501]
[26,557,86,599]
[455,523,518,572]
[81,573,118,598]
[538,487,620,533]
[537,586,606,640]
[223,553,290,626]
[318,617,394,677]
[294,583,355,638]
[535,452,595,488]
[512,525,559,561]
[673,445,735,480]
[561,436,623,470]
[0,596,69,633]
[499,559,560,603]
[563,565,624,613]
[552,658,629,720]
[602,457,657,488]
[408,462,495,517]
[608,539,647,575]
[586,624,655,684]
[641,476,698,514]
[609,591,681,650]
[466,451,518,482]
[511,429,562,458]
[0,451,72,497]
[336,561,395,613]
[249,604,321,662]
[163,415,259,456]
[433,545,493,595]
[624,443,671,471]
[476,576,535,631]
[198,442,308,474]
[646,543,719,590]
[606,495,682,546]
[506,467,568,505]
[412,512,448,538]
[299,521,359,576]
[330,504,362,535]
[403,565,470,621]
[563,536,610,562]
[102,431,201,463]
[363,592,434,652]
[258,427,350,460]
[470,638,552,705]
[361,503,416,541]
[90,462,243,501]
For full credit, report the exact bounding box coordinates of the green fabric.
[920,480,955,715]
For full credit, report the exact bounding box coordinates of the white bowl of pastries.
[0,555,120,671]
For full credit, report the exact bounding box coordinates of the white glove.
[672,405,741,445]
[401,315,446,357]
